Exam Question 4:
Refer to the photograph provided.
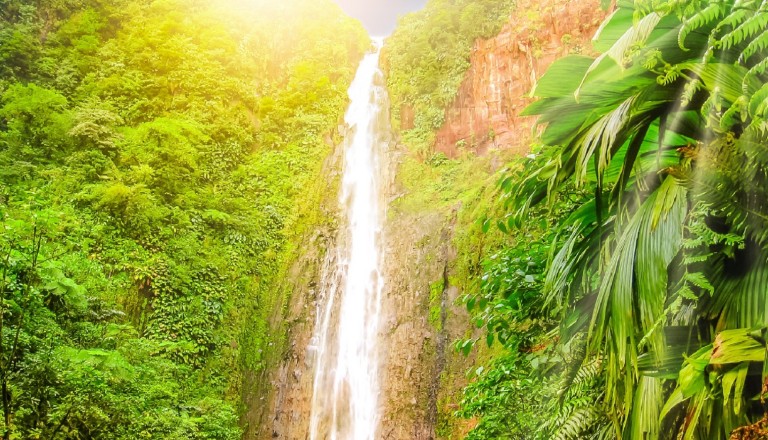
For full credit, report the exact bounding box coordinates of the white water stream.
[308,40,390,440]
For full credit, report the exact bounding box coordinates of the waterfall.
[308,39,390,440]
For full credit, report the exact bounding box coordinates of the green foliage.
[456,155,597,438]
[458,353,550,439]
[0,212,239,439]
[383,0,516,155]
[0,0,368,437]
[0,83,72,162]
[465,209,550,351]
[463,0,768,438]
[428,279,445,331]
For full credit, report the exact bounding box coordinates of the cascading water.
[308,40,391,440]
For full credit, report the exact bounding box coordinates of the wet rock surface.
[435,0,608,157]
[248,142,344,440]
[257,139,477,439]
[378,194,472,440]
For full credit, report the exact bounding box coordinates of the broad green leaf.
[659,388,685,422]
[733,361,749,414]
[531,56,595,98]
[722,362,749,412]
[710,328,766,364]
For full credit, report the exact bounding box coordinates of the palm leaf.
[705,255,768,330]
[576,12,662,99]
[629,375,664,439]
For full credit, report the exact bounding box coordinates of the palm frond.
[576,12,662,99]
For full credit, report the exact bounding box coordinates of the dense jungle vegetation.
[383,0,517,156]
[0,0,367,437]
[419,0,768,438]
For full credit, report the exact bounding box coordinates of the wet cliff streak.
[433,0,609,157]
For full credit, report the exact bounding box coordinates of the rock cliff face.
[244,136,345,440]
[255,140,478,440]
[378,184,474,440]
[434,0,609,157]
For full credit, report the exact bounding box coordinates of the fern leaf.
[685,272,715,294]
[677,284,698,300]
[712,7,750,36]
[679,3,725,50]
[720,95,749,130]
[745,119,768,138]
[682,78,703,106]
[743,57,768,93]
[572,358,601,387]
[559,343,589,403]
[748,83,768,118]
[657,65,682,85]
[732,0,760,10]
[755,97,768,118]
[701,88,723,124]
[742,29,768,61]
[684,253,713,264]
[719,12,768,50]
[554,406,601,440]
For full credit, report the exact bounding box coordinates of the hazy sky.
[333,0,428,36]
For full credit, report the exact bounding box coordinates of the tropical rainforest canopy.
[0,0,366,437]
[1,0,768,438]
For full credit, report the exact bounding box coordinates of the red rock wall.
[435,0,610,157]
